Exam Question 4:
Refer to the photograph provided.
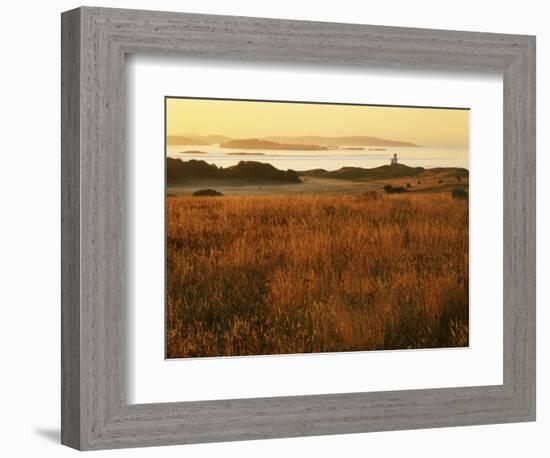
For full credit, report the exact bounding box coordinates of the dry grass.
[166,192,469,358]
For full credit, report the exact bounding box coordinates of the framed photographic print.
[61,6,536,450]
[164,97,470,359]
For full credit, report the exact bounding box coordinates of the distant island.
[178,150,207,154]
[168,134,420,148]
[220,138,328,151]
[167,134,232,146]
[195,135,232,144]
[264,136,419,147]
[167,136,209,146]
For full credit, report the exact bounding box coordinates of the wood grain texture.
[60,7,81,449]
[61,6,536,450]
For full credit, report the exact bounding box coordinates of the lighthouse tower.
[390,153,398,166]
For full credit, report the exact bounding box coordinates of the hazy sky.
[166,98,469,148]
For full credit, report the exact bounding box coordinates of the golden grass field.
[166,192,469,358]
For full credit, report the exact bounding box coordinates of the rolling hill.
[167,159,301,185]
[300,163,427,180]
[167,158,468,190]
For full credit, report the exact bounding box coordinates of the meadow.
[166,192,469,358]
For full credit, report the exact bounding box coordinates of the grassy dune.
[166,193,469,358]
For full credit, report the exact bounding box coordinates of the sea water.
[166,144,469,171]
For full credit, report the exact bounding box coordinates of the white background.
[0,0,546,457]
[129,58,503,403]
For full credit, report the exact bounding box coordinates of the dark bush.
[406,182,412,188]
[451,188,468,200]
[383,184,407,194]
[192,189,224,197]
[438,179,444,183]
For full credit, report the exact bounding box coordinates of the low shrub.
[192,188,224,197]
[451,188,468,200]
[383,184,407,194]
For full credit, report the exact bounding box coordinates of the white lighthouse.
[390,153,398,166]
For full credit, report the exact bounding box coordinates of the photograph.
[165,97,470,358]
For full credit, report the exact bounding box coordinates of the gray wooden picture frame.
[61,6,536,451]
